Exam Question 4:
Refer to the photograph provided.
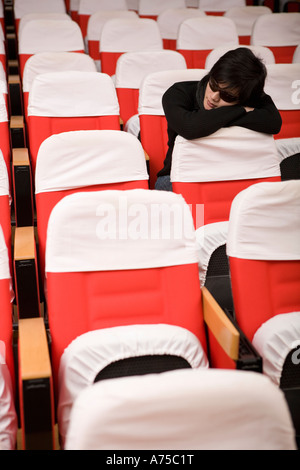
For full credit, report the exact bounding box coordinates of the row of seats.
[0,0,299,451]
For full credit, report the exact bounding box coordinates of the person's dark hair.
[207,47,267,106]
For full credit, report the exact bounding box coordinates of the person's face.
[204,77,240,110]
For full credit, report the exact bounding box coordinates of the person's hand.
[244,106,254,112]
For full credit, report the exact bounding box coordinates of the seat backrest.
[224,5,272,44]
[157,7,206,50]
[264,63,300,139]
[138,0,186,20]
[87,10,138,69]
[99,17,163,76]
[205,44,275,69]
[58,323,208,447]
[14,0,66,32]
[35,129,149,282]
[22,51,97,118]
[275,137,300,180]
[27,71,120,175]
[18,19,85,77]
[293,44,300,63]
[226,180,300,341]
[198,0,247,15]
[177,16,239,68]
[0,225,17,451]
[115,50,187,125]
[45,189,205,387]
[64,368,297,450]
[251,12,300,63]
[78,0,128,38]
[18,12,71,38]
[138,68,207,188]
[0,92,11,184]
[171,127,281,227]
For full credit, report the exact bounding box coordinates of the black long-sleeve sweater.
[157,76,282,177]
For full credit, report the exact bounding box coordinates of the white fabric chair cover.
[196,221,229,286]
[264,63,300,111]
[293,44,300,63]
[18,12,71,38]
[27,71,119,117]
[87,10,137,43]
[251,13,300,47]
[205,44,275,69]
[35,130,148,193]
[18,19,84,54]
[224,6,272,36]
[14,0,66,20]
[138,0,186,16]
[79,0,128,15]
[58,323,208,446]
[0,93,8,123]
[177,16,239,50]
[115,50,186,89]
[198,0,246,11]
[65,368,297,450]
[253,312,300,387]
[100,18,163,53]
[138,68,207,116]
[0,225,10,280]
[157,8,206,41]
[0,359,17,450]
[275,137,300,163]
[226,180,300,260]
[22,51,97,93]
[170,128,281,182]
[45,189,199,273]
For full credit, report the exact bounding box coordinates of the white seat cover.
[22,51,97,93]
[264,63,300,111]
[65,368,297,450]
[275,137,300,163]
[14,0,66,20]
[170,127,280,182]
[35,130,148,193]
[251,13,300,47]
[157,8,206,41]
[198,0,247,11]
[45,189,199,273]
[138,0,185,16]
[196,221,229,286]
[205,45,275,69]
[224,6,272,36]
[27,71,119,117]
[252,312,300,386]
[87,10,137,42]
[0,360,17,450]
[226,180,300,260]
[58,323,208,446]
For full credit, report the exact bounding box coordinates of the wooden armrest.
[202,286,239,361]
[18,318,55,450]
[14,227,40,318]
[12,147,29,166]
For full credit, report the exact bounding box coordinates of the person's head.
[203,47,267,110]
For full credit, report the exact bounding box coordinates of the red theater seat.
[176,16,239,69]
[224,5,272,45]
[13,0,67,33]
[78,0,128,39]
[170,127,281,228]
[138,0,186,20]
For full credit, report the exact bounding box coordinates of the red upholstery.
[268,45,297,64]
[173,177,281,228]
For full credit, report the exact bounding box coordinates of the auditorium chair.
[99,17,163,77]
[138,68,207,188]
[115,50,186,130]
[78,0,128,39]
[0,225,17,451]
[283,1,300,11]
[64,368,296,450]
[57,323,208,447]
[22,51,97,119]
[0,153,11,267]
[176,16,239,68]
[34,129,149,286]
[251,12,300,63]
[198,0,247,16]
[86,10,138,71]
[276,137,300,180]
[226,179,300,447]
[157,8,205,50]
[170,127,281,228]
[13,0,67,33]
[18,12,71,38]
[264,63,300,140]
[0,91,11,185]
[138,0,186,20]
[204,44,275,69]
[17,18,85,78]
[224,5,272,44]
[26,71,120,175]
